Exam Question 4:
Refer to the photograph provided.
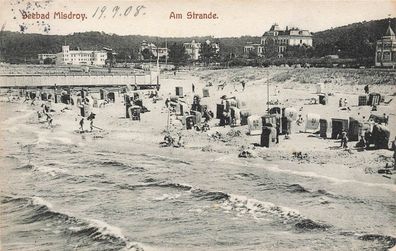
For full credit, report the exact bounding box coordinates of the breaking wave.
[1,195,145,250]
[115,179,329,231]
[357,234,396,250]
[15,163,68,177]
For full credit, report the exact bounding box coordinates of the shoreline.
[1,67,395,187]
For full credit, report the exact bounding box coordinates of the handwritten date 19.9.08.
[92,5,146,19]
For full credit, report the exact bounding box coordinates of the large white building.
[37,53,57,64]
[140,40,168,60]
[54,46,107,66]
[254,24,313,57]
[183,40,201,60]
[243,42,264,57]
[183,40,220,60]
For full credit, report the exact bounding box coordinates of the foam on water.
[221,194,302,222]
[2,195,135,248]
[261,165,396,191]
[153,193,181,201]
[87,219,126,241]
[31,196,54,209]
[33,165,68,177]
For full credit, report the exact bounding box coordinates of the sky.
[0,0,394,37]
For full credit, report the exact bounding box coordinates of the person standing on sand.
[364,85,369,94]
[192,83,195,93]
[339,98,343,107]
[90,119,94,132]
[383,113,389,125]
[391,137,396,170]
[79,118,84,132]
[241,81,246,91]
[46,113,53,128]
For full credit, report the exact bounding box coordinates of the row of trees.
[0,18,394,65]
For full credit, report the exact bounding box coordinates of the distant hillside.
[312,18,396,58]
[0,18,394,64]
[0,30,258,63]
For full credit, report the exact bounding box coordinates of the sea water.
[0,102,395,251]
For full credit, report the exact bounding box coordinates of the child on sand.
[340,131,348,148]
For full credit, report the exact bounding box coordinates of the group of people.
[338,98,349,108]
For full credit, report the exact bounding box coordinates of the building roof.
[263,24,312,37]
[385,24,395,37]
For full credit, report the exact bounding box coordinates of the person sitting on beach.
[296,114,304,126]
[383,113,389,125]
[37,111,42,121]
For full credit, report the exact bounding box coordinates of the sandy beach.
[1,66,395,250]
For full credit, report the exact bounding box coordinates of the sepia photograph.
[0,0,395,250]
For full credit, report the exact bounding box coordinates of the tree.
[141,48,153,60]
[43,57,54,64]
[248,49,258,59]
[168,43,188,67]
[264,38,278,58]
[200,41,217,66]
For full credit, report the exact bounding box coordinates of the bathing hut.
[269,106,282,115]
[358,95,368,106]
[316,83,324,94]
[261,125,277,147]
[240,109,251,126]
[305,113,320,132]
[318,94,328,105]
[348,117,363,141]
[230,107,241,127]
[216,104,224,119]
[185,115,195,130]
[191,110,202,127]
[107,92,116,102]
[331,118,349,139]
[128,106,141,121]
[368,93,381,106]
[100,89,108,100]
[175,87,183,97]
[80,104,91,117]
[248,115,262,135]
[202,88,209,97]
[371,124,390,149]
